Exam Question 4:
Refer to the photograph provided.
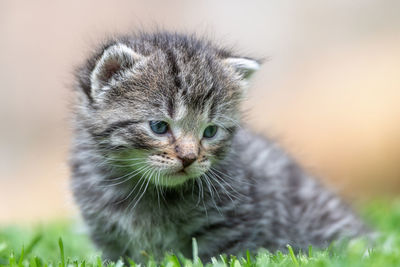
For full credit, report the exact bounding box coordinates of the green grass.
[1,199,400,267]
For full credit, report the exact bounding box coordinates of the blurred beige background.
[1,0,399,223]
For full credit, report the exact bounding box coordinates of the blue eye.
[203,125,218,138]
[149,121,169,134]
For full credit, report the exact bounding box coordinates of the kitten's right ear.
[223,57,260,81]
[90,43,143,99]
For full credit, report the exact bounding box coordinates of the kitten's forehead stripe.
[165,49,182,90]
[167,96,175,118]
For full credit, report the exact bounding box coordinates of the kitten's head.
[76,33,259,187]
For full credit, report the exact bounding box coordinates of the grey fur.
[70,31,369,263]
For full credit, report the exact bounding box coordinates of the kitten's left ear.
[223,57,260,81]
[90,43,144,100]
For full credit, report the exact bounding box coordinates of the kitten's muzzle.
[174,136,199,168]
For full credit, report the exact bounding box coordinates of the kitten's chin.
[152,171,201,187]
[155,175,190,187]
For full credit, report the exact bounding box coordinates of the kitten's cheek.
[109,136,130,147]
[201,142,220,156]
[198,162,211,173]
[200,141,213,151]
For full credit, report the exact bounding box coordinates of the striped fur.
[70,32,369,263]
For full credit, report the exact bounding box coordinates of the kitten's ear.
[90,43,143,99]
[223,57,260,81]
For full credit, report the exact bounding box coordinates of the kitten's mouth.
[157,168,205,187]
[175,169,187,175]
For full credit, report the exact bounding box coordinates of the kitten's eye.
[203,125,218,138]
[149,121,169,134]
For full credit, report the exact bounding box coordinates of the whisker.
[115,166,151,204]
[129,170,153,212]
[208,169,244,202]
[196,178,209,222]
[99,165,148,188]
[102,159,147,168]
[205,173,222,201]
[210,167,247,199]
[106,157,147,162]
[202,174,222,216]
[155,170,161,210]
[207,170,236,202]
[211,166,253,186]
[128,166,153,205]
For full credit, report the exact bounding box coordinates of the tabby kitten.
[71,32,368,263]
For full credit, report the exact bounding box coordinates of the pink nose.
[178,155,197,168]
[174,136,199,168]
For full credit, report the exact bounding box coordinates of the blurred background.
[0,0,399,223]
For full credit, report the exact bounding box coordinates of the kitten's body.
[71,32,368,263]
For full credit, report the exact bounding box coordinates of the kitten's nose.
[175,136,198,168]
[178,155,197,168]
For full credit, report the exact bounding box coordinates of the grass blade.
[25,234,42,257]
[287,245,299,267]
[17,246,24,267]
[192,238,199,264]
[58,238,65,267]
